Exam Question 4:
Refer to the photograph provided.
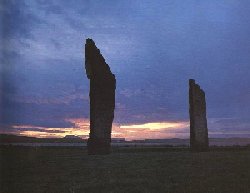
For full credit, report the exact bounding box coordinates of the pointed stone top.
[86,38,93,42]
[85,38,114,79]
[86,38,95,45]
[189,79,195,82]
[189,79,195,86]
[189,79,205,95]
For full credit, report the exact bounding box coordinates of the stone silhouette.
[189,79,209,151]
[85,39,116,155]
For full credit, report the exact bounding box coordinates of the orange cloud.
[12,118,90,138]
[120,122,188,130]
[114,121,189,140]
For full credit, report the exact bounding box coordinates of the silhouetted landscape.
[1,134,250,147]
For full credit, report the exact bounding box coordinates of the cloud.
[120,122,189,130]
[12,93,88,105]
[1,0,42,39]
[5,118,90,138]
[208,118,250,133]
[113,121,189,140]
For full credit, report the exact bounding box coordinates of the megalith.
[189,79,209,151]
[85,39,116,155]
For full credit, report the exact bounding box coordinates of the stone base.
[87,138,111,155]
[190,142,209,152]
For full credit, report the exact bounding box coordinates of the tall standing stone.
[189,79,209,151]
[85,39,116,155]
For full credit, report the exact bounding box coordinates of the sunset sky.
[1,0,250,140]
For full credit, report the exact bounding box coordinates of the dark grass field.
[1,146,250,193]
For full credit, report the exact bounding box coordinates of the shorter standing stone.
[189,79,209,151]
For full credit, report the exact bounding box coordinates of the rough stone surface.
[85,39,116,155]
[189,79,209,151]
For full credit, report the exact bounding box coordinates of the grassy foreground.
[1,146,250,193]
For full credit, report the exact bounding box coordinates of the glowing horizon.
[8,118,190,140]
[5,118,250,140]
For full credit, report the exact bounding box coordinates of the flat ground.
[1,146,250,193]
